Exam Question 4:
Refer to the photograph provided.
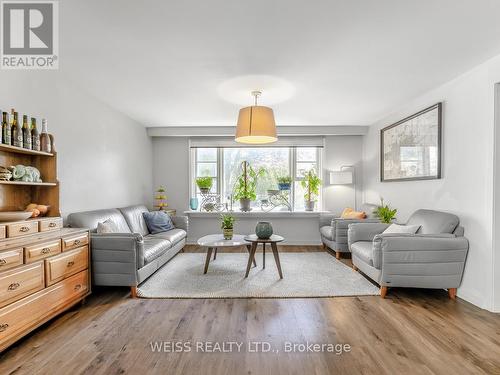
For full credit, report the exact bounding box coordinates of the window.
[192,146,321,211]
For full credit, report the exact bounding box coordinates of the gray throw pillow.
[382,224,420,234]
[143,211,174,234]
[97,218,119,234]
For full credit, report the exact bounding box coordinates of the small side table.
[244,234,284,279]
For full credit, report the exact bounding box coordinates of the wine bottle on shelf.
[0,110,3,144]
[11,110,23,147]
[22,115,32,150]
[40,118,51,153]
[31,117,40,151]
[2,112,11,145]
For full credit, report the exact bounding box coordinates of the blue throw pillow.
[142,211,175,234]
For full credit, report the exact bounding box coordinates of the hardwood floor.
[1,246,499,375]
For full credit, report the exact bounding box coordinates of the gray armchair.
[348,209,469,299]
[319,203,379,259]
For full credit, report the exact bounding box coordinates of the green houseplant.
[300,170,321,211]
[196,176,213,194]
[233,161,264,212]
[220,213,236,240]
[277,175,292,191]
[374,198,397,223]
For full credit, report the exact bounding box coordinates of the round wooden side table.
[244,234,284,279]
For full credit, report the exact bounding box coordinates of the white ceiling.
[62,0,500,127]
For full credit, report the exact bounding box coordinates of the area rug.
[137,252,379,298]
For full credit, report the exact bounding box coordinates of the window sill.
[183,210,330,218]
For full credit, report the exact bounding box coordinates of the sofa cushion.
[67,208,131,233]
[350,241,374,266]
[148,228,186,245]
[119,205,150,236]
[320,226,335,241]
[406,209,459,234]
[143,237,171,265]
[383,224,420,234]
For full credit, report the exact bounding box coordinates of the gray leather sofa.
[348,209,468,299]
[67,204,188,297]
[319,203,379,259]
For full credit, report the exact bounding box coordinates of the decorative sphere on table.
[255,221,273,239]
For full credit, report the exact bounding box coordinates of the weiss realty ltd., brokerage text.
[150,341,351,355]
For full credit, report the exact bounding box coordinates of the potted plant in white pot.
[301,169,321,211]
[233,161,263,212]
[220,213,235,240]
[196,176,213,194]
[277,175,292,191]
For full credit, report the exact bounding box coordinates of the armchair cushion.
[143,237,171,265]
[382,224,420,234]
[350,241,373,266]
[406,209,459,234]
[348,222,391,246]
[320,226,335,241]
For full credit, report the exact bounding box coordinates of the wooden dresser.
[0,136,90,352]
[0,218,90,352]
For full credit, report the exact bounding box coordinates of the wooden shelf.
[0,180,57,186]
[0,143,53,156]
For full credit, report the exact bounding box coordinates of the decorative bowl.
[0,211,33,222]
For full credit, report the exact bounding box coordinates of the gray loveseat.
[319,203,379,259]
[67,204,188,297]
[348,209,468,299]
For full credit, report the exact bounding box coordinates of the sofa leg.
[380,286,388,298]
[353,265,358,271]
[335,251,341,260]
[322,243,327,250]
[448,288,457,300]
[130,286,138,298]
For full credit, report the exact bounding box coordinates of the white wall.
[362,54,500,311]
[323,136,363,213]
[0,71,153,216]
[152,135,364,244]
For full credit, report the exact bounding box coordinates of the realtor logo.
[1,1,58,69]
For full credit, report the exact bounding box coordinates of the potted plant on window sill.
[196,176,213,195]
[233,161,263,212]
[220,213,236,240]
[277,176,292,191]
[301,169,321,211]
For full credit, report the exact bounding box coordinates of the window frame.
[190,146,322,212]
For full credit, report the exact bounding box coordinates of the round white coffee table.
[197,234,256,274]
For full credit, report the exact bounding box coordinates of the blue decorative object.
[255,221,273,239]
[142,211,174,234]
[278,182,291,191]
[190,197,199,210]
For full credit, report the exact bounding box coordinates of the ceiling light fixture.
[235,90,277,144]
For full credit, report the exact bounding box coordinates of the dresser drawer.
[0,248,23,271]
[6,221,39,238]
[45,246,88,286]
[62,233,89,251]
[39,218,63,232]
[0,262,44,308]
[0,270,88,349]
[0,226,5,239]
[25,240,62,263]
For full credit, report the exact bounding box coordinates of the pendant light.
[235,90,277,144]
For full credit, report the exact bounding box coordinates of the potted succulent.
[301,169,321,211]
[373,198,397,223]
[196,176,213,194]
[277,175,292,191]
[233,161,263,212]
[220,213,236,240]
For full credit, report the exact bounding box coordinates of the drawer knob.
[67,261,75,267]
[0,323,8,332]
[41,247,51,254]
[20,226,30,232]
[8,282,20,290]
[0,259,6,265]
[49,222,57,228]
[74,284,82,291]
[74,239,81,245]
